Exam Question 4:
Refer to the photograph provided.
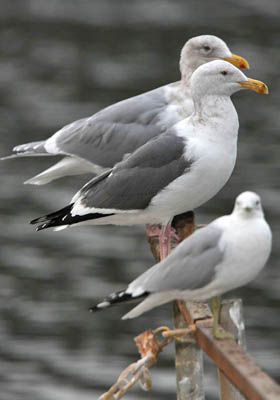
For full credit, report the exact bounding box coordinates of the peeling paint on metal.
[229,301,245,345]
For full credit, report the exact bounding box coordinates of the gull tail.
[24,157,101,185]
[89,290,148,313]
[1,141,48,160]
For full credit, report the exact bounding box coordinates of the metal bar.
[181,307,280,400]
[148,215,280,400]
[218,299,247,400]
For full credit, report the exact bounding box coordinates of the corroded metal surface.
[172,211,196,243]
[178,291,280,400]
[99,329,172,400]
[195,319,280,400]
[172,213,206,400]
[135,329,161,361]
[218,299,247,400]
[148,213,280,400]
[173,301,205,400]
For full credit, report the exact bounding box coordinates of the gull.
[30,61,268,259]
[2,35,249,185]
[90,191,272,339]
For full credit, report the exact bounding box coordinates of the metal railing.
[98,212,280,400]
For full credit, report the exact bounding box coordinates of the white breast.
[214,216,272,293]
[148,126,237,220]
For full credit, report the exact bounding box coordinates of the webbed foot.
[213,326,235,340]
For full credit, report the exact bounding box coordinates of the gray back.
[130,225,224,292]
[78,132,192,210]
[55,86,174,168]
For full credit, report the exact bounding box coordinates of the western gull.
[90,191,272,339]
[31,61,268,259]
[3,35,249,185]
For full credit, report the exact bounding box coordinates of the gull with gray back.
[90,192,272,338]
[2,35,249,185]
[30,61,268,258]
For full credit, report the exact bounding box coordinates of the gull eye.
[221,70,228,76]
[203,45,211,52]
[255,199,260,206]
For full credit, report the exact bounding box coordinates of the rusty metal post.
[218,299,247,400]
[173,301,209,400]
[171,212,206,400]
[147,212,206,399]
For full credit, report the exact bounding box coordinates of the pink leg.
[146,222,180,260]
[145,224,163,237]
[159,222,171,260]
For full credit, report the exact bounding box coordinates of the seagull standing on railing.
[90,191,272,340]
[2,35,249,185]
[31,61,268,259]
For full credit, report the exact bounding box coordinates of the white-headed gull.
[90,191,272,339]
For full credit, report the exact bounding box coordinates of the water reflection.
[0,1,279,399]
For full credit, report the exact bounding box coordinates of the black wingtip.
[89,300,112,313]
[30,204,75,230]
[88,290,149,315]
[36,224,47,231]
[30,216,47,225]
[30,204,74,225]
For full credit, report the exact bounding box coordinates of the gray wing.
[77,131,192,211]
[52,85,177,168]
[129,225,224,292]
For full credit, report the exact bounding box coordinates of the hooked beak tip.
[239,78,269,94]
[222,53,250,70]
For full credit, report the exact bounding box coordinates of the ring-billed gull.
[3,35,249,185]
[31,61,268,259]
[90,191,272,339]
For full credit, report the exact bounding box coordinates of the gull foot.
[213,326,235,340]
[170,227,180,241]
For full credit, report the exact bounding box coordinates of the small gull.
[30,61,268,259]
[2,35,249,185]
[90,191,272,339]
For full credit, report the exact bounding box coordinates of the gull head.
[190,60,268,99]
[180,35,249,80]
[233,191,264,218]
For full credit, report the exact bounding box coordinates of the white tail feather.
[24,156,102,185]
[122,292,175,319]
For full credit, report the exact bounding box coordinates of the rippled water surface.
[0,1,280,399]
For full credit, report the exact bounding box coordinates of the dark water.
[0,1,280,399]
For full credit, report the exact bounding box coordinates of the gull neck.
[193,94,234,119]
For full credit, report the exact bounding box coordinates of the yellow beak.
[239,78,269,94]
[222,53,250,69]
